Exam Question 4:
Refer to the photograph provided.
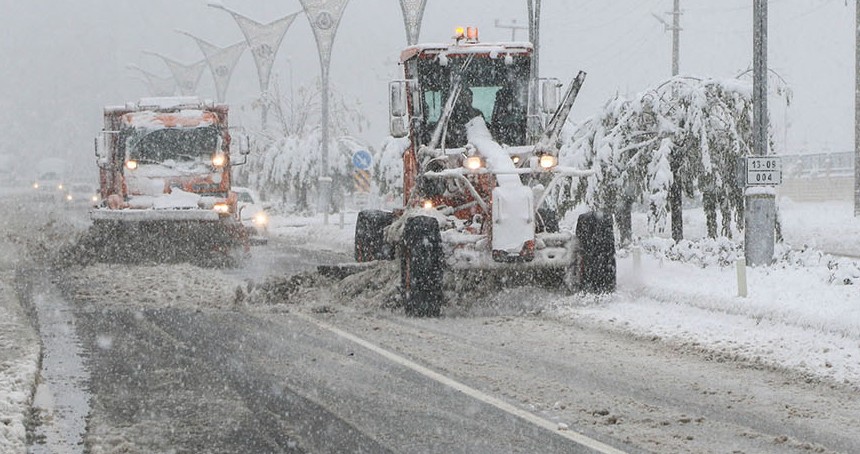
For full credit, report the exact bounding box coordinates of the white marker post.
[736,258,748,298]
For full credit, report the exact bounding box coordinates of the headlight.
[211,153,227,167]
[57,184,64,191]
[213,202,230,214]
[422,200,434,210]
[125,160,138,170]
[253,211,269,226]
[91,195,99,202]
[463,156,483,171]
[33,183,39,189]
[539,154,558,169]
[66,194,73,201]
[511,155,521,165]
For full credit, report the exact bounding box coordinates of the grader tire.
[400,216,444,317]
[354,210,395,262]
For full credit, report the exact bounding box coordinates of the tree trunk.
[616,198,633,246]
[703,192,718,239]
[669,158,683,242]
[720,197,733,239]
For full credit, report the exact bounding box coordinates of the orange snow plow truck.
[354,28,616,316]
[88,97,249,265]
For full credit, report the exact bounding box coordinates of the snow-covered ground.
[269,200,860,390]
[2,197,860,450]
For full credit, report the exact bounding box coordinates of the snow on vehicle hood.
[125,188,201,210]
[466,117,535,253]
[466,117,520,187]
[122,110,216,130]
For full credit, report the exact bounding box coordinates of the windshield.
[124,125,221,164]
[417,54,530,147]
[235,191,254,203]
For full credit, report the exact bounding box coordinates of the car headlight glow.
[511,155,521,165]
[422,200,434,210]
[125,160,138,170]
[253,211,269,226]
[539,154,558,169]
[211,153,227,167]
[66,194,73,201]
[91,195,99,202]
[33,183,39,189]
[213,202,230,214]
[57,184,64,191]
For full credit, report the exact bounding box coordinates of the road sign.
[746,156,782,185]
[352,150,373,170]
[354,169,371,193]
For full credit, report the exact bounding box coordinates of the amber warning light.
[454,26,479,43]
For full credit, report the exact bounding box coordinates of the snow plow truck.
[354,27,616,317]
[87,97,249,265]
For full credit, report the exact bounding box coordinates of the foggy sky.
[0,0,852,180]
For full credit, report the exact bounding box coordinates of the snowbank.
[0,274,40,453]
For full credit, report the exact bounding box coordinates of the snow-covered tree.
[233,79,370,213]
[373,136,409,199]
[560,76,759,242]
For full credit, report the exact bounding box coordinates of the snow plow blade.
[317,262,378,280]
[81,215,247,267]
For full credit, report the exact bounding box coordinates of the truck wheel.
[355,210,395,262]
[575,212,617,293]
[401,216,444,317]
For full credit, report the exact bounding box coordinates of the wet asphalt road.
[22,230,605,453]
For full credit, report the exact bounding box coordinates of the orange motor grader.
[355,28,616,316]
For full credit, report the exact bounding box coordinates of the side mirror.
[389,79,412,138]
[95,131,116,168]
[390,117,408,138]
[240,135,251,155]
[389,80,408,117]
[540,78,562,115]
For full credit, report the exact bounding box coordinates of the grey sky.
[0,0,852,177]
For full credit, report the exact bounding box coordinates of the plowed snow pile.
[61,263,244,310]
[240,260,579,317]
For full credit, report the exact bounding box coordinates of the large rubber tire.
[400,216,444,317]
[354,210,396,262]
[575,212,617,293]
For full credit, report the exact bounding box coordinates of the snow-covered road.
[2,188,860,453]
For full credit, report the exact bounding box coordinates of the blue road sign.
[352,150,373,170]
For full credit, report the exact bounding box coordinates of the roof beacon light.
[466,27,479,42]
[454,26,466,41]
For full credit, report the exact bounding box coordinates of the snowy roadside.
[0,243,40,453]
[267,201,860,390]
[561,250,860,388]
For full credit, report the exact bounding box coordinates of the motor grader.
[355,27,616,316]
[87,97,249,265]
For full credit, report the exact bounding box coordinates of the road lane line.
[296,312,627,454]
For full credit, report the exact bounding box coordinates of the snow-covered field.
[2,197,860,451]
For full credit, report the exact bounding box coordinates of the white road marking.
[296,312,627,454]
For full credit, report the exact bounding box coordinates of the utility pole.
[494,18,528,41]
[526,0,542,141]
[299,0,351,223]
[652,0,682,76]
[855,0,860,216]
[745,0,776,266]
